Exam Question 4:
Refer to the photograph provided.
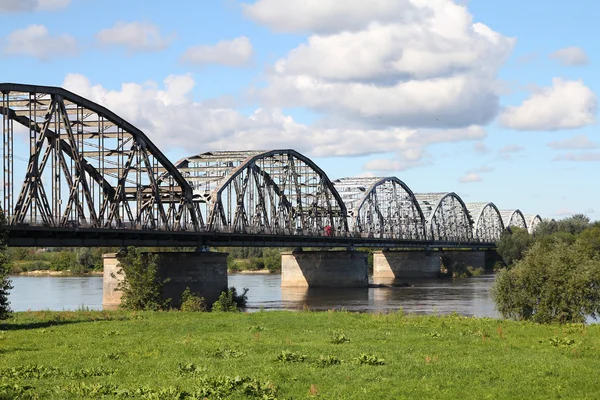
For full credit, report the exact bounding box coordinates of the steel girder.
[465,202,504,241]
[499,209,527,230]
[333,177,426,239]
[177,150,349,236]
[524,214,542,234]
[415,192,473,241]
[0,83,200,231]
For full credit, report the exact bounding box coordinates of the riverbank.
[10,269,103,276]
[1,311,598,399]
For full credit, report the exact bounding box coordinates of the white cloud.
[3,24,77,60]
[96,21,173,53]
[547,135,596,150]
[248,0,515,130]
[181,36,253,67]
[498,78,597,130]
[243,0,422,34]
[459,173,482,183]
[0,0,70,12]
[553,152,600,162]
[61,74,485,168]
[363,158,425,172]
[549,46,589,66]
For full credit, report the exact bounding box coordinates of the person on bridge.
[324,225,333,236]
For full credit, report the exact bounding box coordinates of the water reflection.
[9,273,500,318]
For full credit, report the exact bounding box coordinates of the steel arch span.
[415,192,473,241]
[525,214,542,234]
[180,150,349,236]
[333,177,426,240]
[466,202,504,241]
[0,83,200,231]
[500,209,527,230]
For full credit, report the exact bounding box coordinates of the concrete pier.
[281,250,368,287]
[373,250,441,279]
[102,252,228,309]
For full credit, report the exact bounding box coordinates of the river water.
[7,273,500,317]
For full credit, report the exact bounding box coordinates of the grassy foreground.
[1,311,599,399]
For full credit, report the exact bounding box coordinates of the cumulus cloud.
[459,173,482,183]
[96,21,173,53]
[181,36,253,67]
[498,78,597,130]
[61,73,486,168]
[0,0,70,12]
[547,135,596,150]
[2,24,77,60]
[247,0,515,130]
[549,46,589,66]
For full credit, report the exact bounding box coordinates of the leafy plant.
[317,355,342,367]
[212,287,249,312]
[275,350,307,363]
[115,247,170,311]
[180,287,206,312]
[330,329,350,344]
[0,209,12,320]
[355,353,385,366]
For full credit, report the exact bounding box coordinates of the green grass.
[1,310,599,399]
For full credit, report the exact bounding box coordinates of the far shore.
[229,269,278,274]
[10,270,103,277]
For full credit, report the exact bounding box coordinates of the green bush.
[492,240,600,324]
[0,210,12,320]
[180,287,206,312]
[115,247,170,311]
[496,227,534,266]
[49,251,77,271]
[212,287,249,312]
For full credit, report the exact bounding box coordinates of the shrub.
[496,227,534,266]
[492,240,600,324]
[0,209,12,320]
[115,247,170,311]
[212,287,249,312]
[180,287,206,312]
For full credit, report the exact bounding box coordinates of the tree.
[557,214,590,235]
[492,240,600,324]
[115,247,169,311]
[496,227,534,266]
[0,209,13,320]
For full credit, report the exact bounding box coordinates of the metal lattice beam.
[465,202,504,241]
[0,83,200,231]
[499,209,527,230]
[415,192,473,241]
[333,177,426,240]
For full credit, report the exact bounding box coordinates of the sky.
[0,0,597,222]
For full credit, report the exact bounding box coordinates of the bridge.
[0,83,541,249]
[1,83,542,306]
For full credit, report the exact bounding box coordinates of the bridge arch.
[0,83,200,231]
[415,192,473,241]
[524,214,542,234]
[185,150,349,235]
[333,177,426,239]
[500,209,527,230]
[465,202,504,242]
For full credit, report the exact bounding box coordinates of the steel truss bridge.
[0,83,541,248]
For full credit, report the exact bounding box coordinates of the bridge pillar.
[281,250,368,288]
[102,252,228,309]
[373,250,441,280]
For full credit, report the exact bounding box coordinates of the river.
[7,273,500,317]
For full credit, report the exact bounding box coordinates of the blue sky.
[0,0,597,221]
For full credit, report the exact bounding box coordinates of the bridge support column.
[373,250,441,280]
[102,252,228,309]
[281,250,368,287]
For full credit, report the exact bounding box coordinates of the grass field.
[1,310,599,399]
